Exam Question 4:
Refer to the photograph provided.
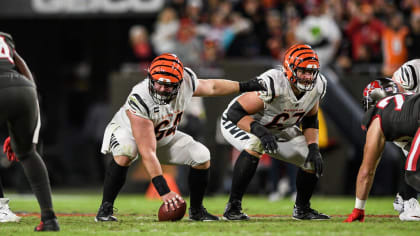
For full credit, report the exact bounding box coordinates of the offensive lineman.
[221,44,330,220]
[344,78,420,222]
[95,53,266,221]
[0,32,59,231]
[390,59,420,221]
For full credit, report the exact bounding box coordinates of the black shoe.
[34,218,60,232]
[189,206,219,221]
[223,200,250,221]
[95,202,117,222]
[292,204,330,220]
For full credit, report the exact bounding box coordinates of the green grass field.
[2,192,420,235]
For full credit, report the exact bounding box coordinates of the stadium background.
[0,0,419,199]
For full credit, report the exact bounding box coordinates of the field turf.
[1,192,420,235]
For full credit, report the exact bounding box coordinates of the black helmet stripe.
[291,51,318,66]
[153,57,182,66]
[287,46,311,58]
[408,64,418,89]
[150,64,183,77]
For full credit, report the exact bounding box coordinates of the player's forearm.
[355,166,375,200]
[205,79,240,96]
[237,116,255,132]
[303,128,319,145]
[141,153,163,179]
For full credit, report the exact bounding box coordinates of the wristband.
[250,121,270,139]
[152,175,170,196]
[308,143,320,153]
[355,197,366,210]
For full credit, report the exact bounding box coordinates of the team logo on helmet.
[148,53,184,104]
[283,44,320,92]
[362,78,399,111]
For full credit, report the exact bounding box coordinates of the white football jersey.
[223,66,327,133]
[111,67,199,146]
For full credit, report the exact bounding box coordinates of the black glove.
[250,121,277,154]
[239,78,267,93]
[305,143,323,178]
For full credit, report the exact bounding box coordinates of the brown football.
[158,201,187,221]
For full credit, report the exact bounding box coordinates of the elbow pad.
[226,101,249,124]
[302,113,319,130]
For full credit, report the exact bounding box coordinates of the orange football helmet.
[148,53,184,104]
[283,44,320,92]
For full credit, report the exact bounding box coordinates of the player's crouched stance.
[95,53,266,222]
[345,78,420,222]
[221,44,330,221]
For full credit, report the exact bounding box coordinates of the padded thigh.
[157,131,210,166]
[101,122,138,160]
[0,76,39,155]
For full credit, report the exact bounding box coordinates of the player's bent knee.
[114,155,133,167]
[188,142,210,166]
[15,145,37,161]
[405,171,420,192]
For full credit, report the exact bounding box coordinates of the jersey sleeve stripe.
[132,94,150,116]
[185,67,196,91]
[321,75,327,99]
[406,127,420,171]
[408,64,418,89]
[267,75,275,102]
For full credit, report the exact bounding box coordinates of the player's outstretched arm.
[126,110,185,210]
[193,78,265,97]
[344,118,385,222]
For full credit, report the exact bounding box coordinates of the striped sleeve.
[318,74,328,100]
[258,69,277,103]
[184,67,198,92]
[127,93,150,119]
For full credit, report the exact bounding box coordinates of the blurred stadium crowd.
[1,0,420,198]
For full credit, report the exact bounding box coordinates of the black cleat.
[223,200,250,221]
[292,204,330,220]
[95,202,117,222]
[34,218,60,232]
[189,206,219,221]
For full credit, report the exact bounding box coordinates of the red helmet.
[148,53,184,104]
[362,78,399,111]
[283,44,320,92]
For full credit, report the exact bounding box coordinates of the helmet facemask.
[148,76,182,105]
[292,67,319,92]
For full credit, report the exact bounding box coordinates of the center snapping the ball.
[158,201,187,221]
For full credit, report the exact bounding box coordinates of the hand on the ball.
[162,191,184,212]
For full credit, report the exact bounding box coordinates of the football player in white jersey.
[95,53,266,222]
[391,59,420,221]
[221,44,330,220]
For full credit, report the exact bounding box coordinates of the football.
[158,201,187,221]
